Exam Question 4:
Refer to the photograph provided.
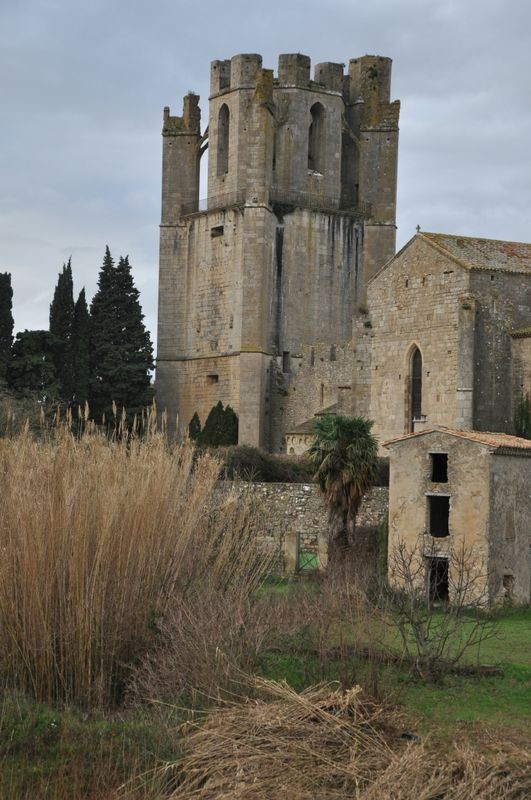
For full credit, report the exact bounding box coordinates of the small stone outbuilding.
[384,428,531,605]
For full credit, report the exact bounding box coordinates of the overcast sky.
[1,0,530,345]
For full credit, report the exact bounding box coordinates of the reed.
[0,418,268,707]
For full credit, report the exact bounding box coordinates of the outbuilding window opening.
[428,495,450,537]
[427,557,449,604]
[282,351,290,373]
[206,374,219,385]
[211,225,224,238]
[430,453,448,483]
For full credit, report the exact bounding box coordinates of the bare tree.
[382,537,497,681]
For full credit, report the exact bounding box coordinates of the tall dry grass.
[0,421,269,707]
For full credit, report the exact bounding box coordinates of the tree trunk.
[327,503,350,566]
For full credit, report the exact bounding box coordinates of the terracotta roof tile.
[511,326,531,338]
[383,427,531,452]
[420,232,531,274]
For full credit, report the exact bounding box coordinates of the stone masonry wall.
[511,335,531,413]
[368,236,470,447]
[225,482,389,574]
[469,270,531,432]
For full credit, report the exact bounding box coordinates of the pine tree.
[188,411,202,441]
[0,272,14,382]
[90,248,154,423]
[7,330,59,401]
[49,259,75,402]
[72,288,90,408]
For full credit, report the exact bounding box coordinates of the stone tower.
[156,53,400,448]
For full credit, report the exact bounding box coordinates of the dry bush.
[0,422,270,708]
[160,677,531,799]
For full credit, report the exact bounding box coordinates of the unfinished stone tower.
[156,53,400,447]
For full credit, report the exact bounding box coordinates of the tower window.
[430,453,448,483]
[282,351,290,373]
[217,104,229,176]
[330,345,336,362]
[308,102,325,173]
[206,374,219,385]
[211,225,224,238]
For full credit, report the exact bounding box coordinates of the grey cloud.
[1,0,529,342]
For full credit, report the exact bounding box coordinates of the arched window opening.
[410,346,422,431]
[217,104,229,176]
[308,103,324,173]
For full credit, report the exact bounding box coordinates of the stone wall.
[488,454,531,604]
[270,317,374,453]
[511,333,531,414]
[469,271,531,432]
[227,482,389,574]
[367,236,469,447]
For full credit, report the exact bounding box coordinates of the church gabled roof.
[420,232,531,275]
[368,230,531,285]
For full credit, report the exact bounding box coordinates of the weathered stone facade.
[367,233,531,447]
[156,53,399,447]
[385,429,531,605]
[226,481,388,574]
[156,53,530,469]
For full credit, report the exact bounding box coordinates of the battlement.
[209,53,394,99]
[162,93,201,136]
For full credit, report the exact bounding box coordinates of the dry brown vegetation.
[0,420,270,707]
[164,677,531,799]
[0,421,529,798]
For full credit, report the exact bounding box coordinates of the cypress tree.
[49,259,75,402]
[7,330,59,401]
[188,411,202,441]
[0,272,14,382]
[90,248,154,423]
[72,288,90,408]
[199,401,239,446]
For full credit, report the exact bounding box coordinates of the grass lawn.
[258,599,531,742]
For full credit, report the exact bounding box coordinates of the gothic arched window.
[217,104,229,176]
[308,103,325,173]
[410,346,422,430]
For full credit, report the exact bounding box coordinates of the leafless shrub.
[382,537,497,680]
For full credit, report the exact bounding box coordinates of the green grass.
[257,604,531,740]
[0,692,181,799]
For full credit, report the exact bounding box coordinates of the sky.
[1,0,530,346]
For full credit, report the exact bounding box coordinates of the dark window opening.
[211,225,224,238]
[330,345,336,362]
[428,495,450,538]
[502,574,515,602]
[310,347,315,367]
[308,103,324,173]
[206,374,219,385]
[430,453,448,483]
[427,557,449,604]
[217,104,229,176]
[410,347,422,429]
[282,351,290,373]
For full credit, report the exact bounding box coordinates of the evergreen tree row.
[0,248,153,424]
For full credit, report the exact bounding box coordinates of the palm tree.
[308,415,378,565]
